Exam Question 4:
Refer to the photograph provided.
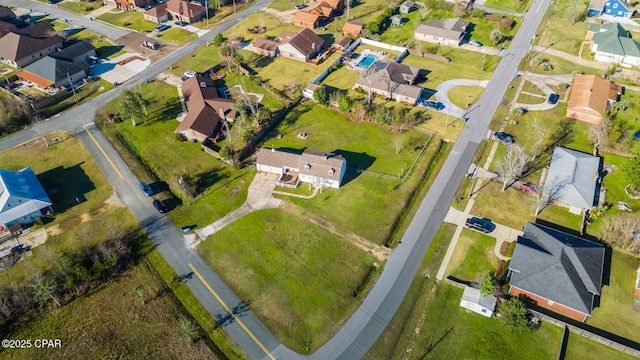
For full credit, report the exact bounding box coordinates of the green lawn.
[447,85,485,109]
[564,331,639,360]
[41,79,115,118]
[198,208,375,354]
[157,27,198,44]
[98,10,157,33]
[222,11,300,44]
[528,55,600,75]
[537,0,589,56]
[268,0,297,10]
[402,51,498,90]
[170,42,224,75]
[68,28,126,59]
[447,229,497,282]
[485,0,531,13]
[587,250,640,344]
[322,65,361,90]
[58,1,102,15]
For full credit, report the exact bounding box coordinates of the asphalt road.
[1,0,552,358]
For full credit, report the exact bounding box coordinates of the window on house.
[605,1,610,5]
[328,168,335,176]
[613,3,618,8]
[481,309,487,313]
[304,164,310,171]
[433,36,439,40]
[547,300,554,305]
[618,11,623,14]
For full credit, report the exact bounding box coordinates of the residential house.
[391,15,404,27]
[587,0,606,16]
[509,222,604,322]
[103,0,153,11]
[255,148,347,189]
[293,11,323,29]
[0,22,62,67]
[18,55,90,88]
[333,36,352,51]
[144,0,207,24]
[399,0,418,14]
[277,28,325,62]
[353,60,423,104]
[545,147,601,214]
[252,38,280,57]
[0,8,17,22]
[566,74,622,123]
[320,0,345,12]
[175,76,237,142]
[50,40,96,63]
[308,1,336,17]
[595,0,636,18]
[0,167,53,228]
[459,286,497,318]
[414,18,469,47]
[342,21,364,37]
[586,23,640,66]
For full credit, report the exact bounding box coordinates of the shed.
[459,286,497,318]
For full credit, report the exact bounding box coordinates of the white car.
[183,71,197,79]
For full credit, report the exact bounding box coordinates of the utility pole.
[346,0,350,21]
[179,176,190,205]
[206,0,209,27]
[67,72,78,102]
[480,53,486,71]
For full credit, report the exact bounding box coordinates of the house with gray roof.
[586,23,640,66]
[50,40,96,63]
[353,60,423,104]
[255,148,347,189]
[414,18,469,47]
[459,286,497,318]
[508,222,604,322]
[18,56,89,89]
[545,147,601,214]
[0,167,53,229]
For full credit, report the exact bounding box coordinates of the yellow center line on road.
[83,125,125,180]
[188,263,276,360]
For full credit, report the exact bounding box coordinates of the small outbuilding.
[459,286,497,318]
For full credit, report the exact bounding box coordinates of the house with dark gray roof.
[51,40,96,63]
[353,60,423,104]
[508,222,604,322]
[415,18,469,47]
[586,23,640,66]
[18,56,89,88]
[545,147,601,214]
[0,167,53,228]
[255,148,347,189]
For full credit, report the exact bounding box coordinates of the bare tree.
[31,276,61,308]
[531,178,568,216]
[528,116,548,160]
[393,136,405,154]
[419,5,430,20]
[602,213,640,252]
[588,118,611,149]
[495,145,528,191]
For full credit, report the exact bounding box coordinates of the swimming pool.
[357,54,377,69]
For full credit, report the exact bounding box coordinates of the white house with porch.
[0,167,52,230]
[255,148,347,189]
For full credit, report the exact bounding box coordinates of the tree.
[118,89,147,126]
[0,93,29,134]
[180,318,200,342]
[532,178,568,216]
[241,127,256,142]
[494,145,528,191]
[612,100,634,112]
[392,136,405,154]
[419,5,430,20]
[212,33,225,46]
[219,42,233,68]
[338,94,352,113]
[622,156,640,190]
[558,82,570,90]
[31,276,61,308]
[511,107,525,117]
[539,62,553,71]
[480,273,496,296]
[602,212,640,253]
[219,145,234,162]
[489,29,504,44]
[527,116,547,160]
[498,297,529,330]
[133,285,145,305]
[588,117,610,149]
[313,86,329,105]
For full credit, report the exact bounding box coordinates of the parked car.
[296,3,308,9]
[469,40,483,47]
[520,182,538,194]
[88,56,99,65]
[174,21,187,26]
[139,182,153,196]
[548,93,559,105]
[155,24,171,32]
[419,100,445,111]
[153,199,168,213]
[183,70,197,79]
[465,217,496,233]
[144,3,153,9]
[494,131,514,145]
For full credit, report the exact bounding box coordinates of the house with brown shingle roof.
[333,36,351,51]
[308,1,336,17]
[144,0,207,24]
[414,18,469,47]
[566,74,622,124]
[342,21,364,37]
[255,148,347,189]
[103,0,153,11]
[293,11,323,29]
[353,60,423,104]
[252,38,280,57]
[0,23,62,68]
[175,76,237,143]
[277,28,325,62]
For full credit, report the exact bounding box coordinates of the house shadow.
[38,163,95,214]
[319,33,335,47]
[331,149,376,186]
[60,27,85,38]
[96,45,125,58]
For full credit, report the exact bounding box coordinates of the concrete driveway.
[432,79,489,118]
[514,72,573,111]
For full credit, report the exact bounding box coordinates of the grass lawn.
[2,255,217,359]
[170,43,224,75]
[485,0,531,13]
[58,1,102,15]
[41,79,114,118]
[447,85,485,109]
[224,73,286,112]
[268,0,297,10]
[564,331,640,360]
[537,0,589,56]
[520,79,546,96]
[266,103,438,244]
[322,65,360,90]
[447,229,497,282]
[587,250,640,344]
[98,10,157,33]
[158,27,198,44]
[68,28,126,59]
[222,11,299,44]
[417,109,465,141]
[190,3,251,30]
[198,208,375,353]
[0,131,113,227]
[517,93,546,104]
[529,54,600,75]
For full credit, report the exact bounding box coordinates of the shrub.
[498,297,529,331]
[212,33,225,47]
[499,18,514,30]
[558,82,569,90]
[123,22,132,27]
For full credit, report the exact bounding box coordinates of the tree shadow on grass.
[38,163,95,214]
[331,150,376,186]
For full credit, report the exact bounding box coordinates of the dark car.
[155,24,171,32]
[139,182,153,196]
[548,93,559,105]
[174,21,187,26]
[420,100,445,111]
[465,217,496,233]
[153,199,168,213]
[494,131,514,145]
[295,3,308,9]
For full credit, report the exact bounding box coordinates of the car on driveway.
[465,217,496,233]
[419,100,445,111]
[494,131,514,145]
[139,182,153,196]
[183,71,197,79]
[174,21,187,26]
[520,182,538,194]
[153,199,168,213]
[296,3,308,9]
[548,93,559,104]
[155,24,171,32]
[469,40,483,47]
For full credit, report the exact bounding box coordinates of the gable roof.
[546,147,600,210]
[144,2,167,17]
[166,0,206,18]
[0,20,18,33]
[334,36,351,48]
[308,1,335,16]
[21,56,88,86]
[568,74,621,117]
[509,222,604,316]
[355,60,422,99]
[588,0,605,10]
[256,148,346,182]
[415,17,469,40]
[461,286,497,311]
[50,40,95,62]
[293,11,322,25]
[176,76,237,136]
[400,0,417,8]
[18,22,56,39]
[589,22,640,58]
[253,38,279,52]
[0,167,52,226]
[281,28,324,57]
[0,32,62,63]
[0,7,17,21]
[342,21,364,36]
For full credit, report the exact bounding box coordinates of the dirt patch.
[47,199,126,238]
[260,7,297,23]
[281,202,391,261]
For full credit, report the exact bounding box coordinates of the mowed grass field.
[198,208,375,353]
[98,10,156,33]
[2,261,217,360]
[446,229,497,282]
[564,331,640,360]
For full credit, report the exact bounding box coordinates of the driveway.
[92,54,150,84]
[513,72,573,111]
[432,79,489,118]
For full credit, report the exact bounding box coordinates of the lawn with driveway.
[447,229,497,282]
[68,28,126,59]
[198,208,376,354]
[98,10,156,33]
[157,27,198,44]
[58,1,103,15]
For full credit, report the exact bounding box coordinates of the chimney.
[324,153,329,160]
[271,147,275,152]
[218,108,225,119]
[200,81,206,88]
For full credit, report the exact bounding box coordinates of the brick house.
[144,0,207,24]
[566,74,622,124]
[276,28,325,62]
